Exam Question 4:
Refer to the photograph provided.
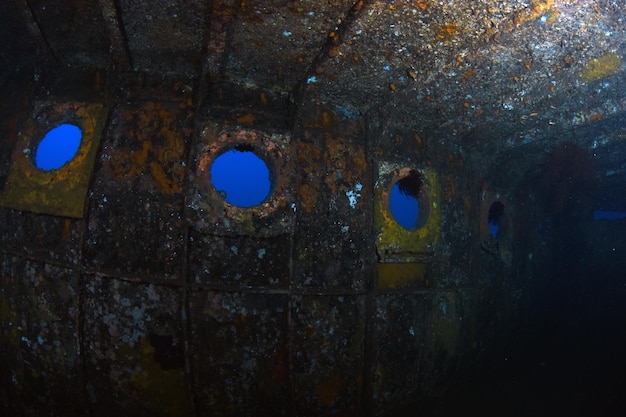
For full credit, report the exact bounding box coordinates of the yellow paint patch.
[119,337,189,416]
[149,161,181,194]
[376,263,427,289]
[580,53,622,82]
[0,102,107,218]
[375,169,441,262]
[317,374,344,406]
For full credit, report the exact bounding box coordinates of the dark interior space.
[432,128,626,417]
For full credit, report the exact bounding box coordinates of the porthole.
[488,201,505,238]
[389,169,429,231]
[34,124,82,171]
[210,144,272,208]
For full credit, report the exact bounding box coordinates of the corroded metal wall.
[0,68,522,417]
[2,0,626,416]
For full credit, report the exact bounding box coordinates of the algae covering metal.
[0,101,107,218]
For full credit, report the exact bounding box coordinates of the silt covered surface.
[1,1,626,416]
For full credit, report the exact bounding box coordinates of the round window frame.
[382,167,431,231]
[195,129,292,220]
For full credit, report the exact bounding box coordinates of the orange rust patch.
[438,24,459,40]
[512,0,554,27]
[62,218,72,242]
[321,111,332,130]
[323,135,367,188]
[317,374,344,406]
[271,339,289,383]
[298,183,319,213]
[108,101,188,194]
[464,195,472,216]
[444,175,456,201]
[149,161,181,194]
[588,109,604,122]
[237,113,256,124]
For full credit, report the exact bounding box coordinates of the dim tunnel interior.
[430,129,626,417]
[1,1,626,417]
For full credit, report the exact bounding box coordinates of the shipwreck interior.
[1,0,626,416]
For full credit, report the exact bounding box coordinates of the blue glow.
[390,182,419,230]
[593,210,626,220]
[35,124,82,170]
[210,149,271,207]
[489,220,499,238]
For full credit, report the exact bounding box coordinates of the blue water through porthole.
[35,124,82,170]
[390,182,419,230]
[489,220,499,238]
[488,201,505,238]
[210,147,271,207]
[593,210,626,220]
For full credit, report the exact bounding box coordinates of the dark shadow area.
[421,140,626,417]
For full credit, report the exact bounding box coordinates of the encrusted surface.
[83,276,187,417]
[1,1,626,416]
[189,291,290,416]
[0,255,84,416]
[84,97,192,280]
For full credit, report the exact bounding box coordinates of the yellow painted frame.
[0,101,107,218]
[374,168,441,263]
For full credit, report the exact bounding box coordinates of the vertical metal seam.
[98,0,131,70]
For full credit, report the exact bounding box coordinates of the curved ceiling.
[1,0,625,147]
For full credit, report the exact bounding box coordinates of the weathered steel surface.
[1,1,626,416]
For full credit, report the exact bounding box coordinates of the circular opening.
[488,201,505,238]
[390,169,425,231]
[35,124,82,171]
[210,144,272,207]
